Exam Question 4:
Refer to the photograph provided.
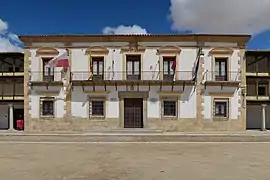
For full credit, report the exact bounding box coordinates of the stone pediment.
[157,46,181,54]
[85,46,109,55]
[209,47,234,55]
[36,47,59,56]
[120,42,146,53]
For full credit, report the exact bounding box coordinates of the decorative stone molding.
[208,92,234,97]
[120,42,146,53]
[85,46,109,55]
[156,46,181,55]
[36,47,59,56]
[209,47,233,55]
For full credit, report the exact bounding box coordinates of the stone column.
[261,104,267,131]
[8,104,14,130]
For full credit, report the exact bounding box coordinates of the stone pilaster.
[64,49,72,119]
[23,49,31,131]
[196,52,205,127]
[238,49,246,130]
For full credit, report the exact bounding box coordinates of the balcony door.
[215,58,228,81]
[163,57,175,81]
[42,58,54,81]
[126,55,141,80]
[92,57,104,81]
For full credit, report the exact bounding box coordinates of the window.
[162,99,177,117]
[89,98,105,117]
[215,58,228,81]
[8,67,20,72]
[213,99,229,119]
[40,97,55,117]
[258,81,268,96]
[91,57,104,81]
[126,55,141,80]
[163,57,176,81]
[42,58,54,81]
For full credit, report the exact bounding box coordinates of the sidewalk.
[0,129,270,136]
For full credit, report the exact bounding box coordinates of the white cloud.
[102,25,148,35]
[0,19,22,52]
[169,0,270,35]
[0,19,8,33]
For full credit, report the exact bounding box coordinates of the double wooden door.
[124,98,143,128]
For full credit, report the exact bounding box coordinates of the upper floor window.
[42,58,54,81]
[215,58,228,81]
[163,57,176,81]
[258,81,269,96]
[126,55,141,80]
[92,57,104,81]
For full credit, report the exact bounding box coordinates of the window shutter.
[134,61,140,75]
[40,100,43,116]
[93,61,98,75]
[89,100,92,117]
[227,101,229,118]
[99,61,103,74]
[127,61,133,75]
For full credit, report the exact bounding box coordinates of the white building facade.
[21,34,250,132]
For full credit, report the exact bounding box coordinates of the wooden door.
[124,98,143,128]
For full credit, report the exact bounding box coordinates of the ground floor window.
[39,97,55,117]
[213,98,229,120]
[89,98,105,118]
[162,97,178,118]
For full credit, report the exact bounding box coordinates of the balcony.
[29,71,64,88]
[71,71,193,82]
[0,79,24,101]
[246,80,270,101]
[71,71,195,90]
[203,71,241,86]
[0,71,24,77]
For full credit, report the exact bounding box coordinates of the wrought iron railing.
[204,71,241,82]
[71,71,194,81]
[29,71,64,82]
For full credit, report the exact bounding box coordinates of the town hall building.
[19,34,250,132]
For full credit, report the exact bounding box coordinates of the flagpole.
[89,55,93,80]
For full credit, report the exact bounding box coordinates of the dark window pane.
[214,101,227,117]
[42,101,54,116]
[91,100,104,116]
[258,82,268,96]
[163,101,176,116]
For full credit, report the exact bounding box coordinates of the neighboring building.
[0,52,24,130]
[246,50,270,130]
[19,34,250,132]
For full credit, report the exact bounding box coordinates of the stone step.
[84,129,163,135]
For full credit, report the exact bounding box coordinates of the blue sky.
[0,0,270,51]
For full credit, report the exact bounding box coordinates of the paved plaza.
[0,134,270,180]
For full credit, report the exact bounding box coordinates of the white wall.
[71,85,196,119]
[203,48,240,72]
[29,86,66,118]
[29,49,66,81]
[203,86,240,119]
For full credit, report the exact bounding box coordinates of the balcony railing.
[71,71,193,82]
[204,71,240,82]
[29,71,63,82]
[0,71,24,77]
